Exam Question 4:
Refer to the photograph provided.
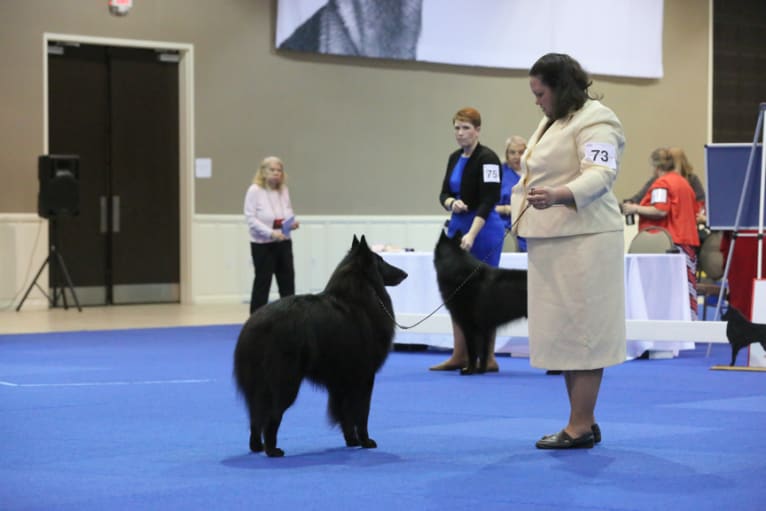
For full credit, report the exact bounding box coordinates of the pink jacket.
[244,184,295,243]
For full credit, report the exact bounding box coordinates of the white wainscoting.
[191,214,449,304]
[0,214,50,309]
[1,213,448,309]
[2,213,638,309]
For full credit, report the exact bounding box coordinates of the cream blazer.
[511,100,625,238]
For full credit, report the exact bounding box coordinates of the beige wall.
[0,0,709,216]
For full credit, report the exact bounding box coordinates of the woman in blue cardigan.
[430,107,505,372]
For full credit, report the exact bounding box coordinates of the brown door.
[47,43,180,305]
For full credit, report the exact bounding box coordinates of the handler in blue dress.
[496,135,528,251]
[430,107,504,372]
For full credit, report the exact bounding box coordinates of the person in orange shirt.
[668,146,706,222]
[622,147,701,318]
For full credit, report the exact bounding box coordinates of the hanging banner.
[276,0,664,79]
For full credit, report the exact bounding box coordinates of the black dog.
[433,230,528,374]
[233,235,407,457]
[723,306,766,366]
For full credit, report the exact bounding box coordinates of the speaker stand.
[16,218,82,312]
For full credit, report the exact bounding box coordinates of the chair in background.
[696,231,725,320]
[628,226,677,254]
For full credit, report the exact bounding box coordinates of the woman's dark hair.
[529,53,597,119]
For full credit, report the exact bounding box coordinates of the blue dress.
[500,163,527,252]
[447,155,504,267]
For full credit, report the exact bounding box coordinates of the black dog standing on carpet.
[233,235,407,457]
[724,306,766,366]
[434,230,528,375]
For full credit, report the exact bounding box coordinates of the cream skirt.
[526,230,626,370]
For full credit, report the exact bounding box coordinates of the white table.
[382,252,694,358]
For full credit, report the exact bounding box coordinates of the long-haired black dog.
[434,230,528,375]
[723,306,766,366]
[233,235,407,457]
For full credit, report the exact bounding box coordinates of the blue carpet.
[0,325,763,510]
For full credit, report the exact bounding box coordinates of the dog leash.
[379,204,531,330]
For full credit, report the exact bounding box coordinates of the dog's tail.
[233,320,261,398]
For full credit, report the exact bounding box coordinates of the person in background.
[621,147,701,319]
[669,146,710,249]
[244,156,300,314]
[430,107,505,372]
[496,135,528,251]
[669,147,706,219]
[625,146,706,225]
[511,53,626,449]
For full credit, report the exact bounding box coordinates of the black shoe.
[545,370,563,375]
[591,423,601,444]
[536,430,594,449]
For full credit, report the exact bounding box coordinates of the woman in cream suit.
[511,53,626,449]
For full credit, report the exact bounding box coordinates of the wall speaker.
[38,154,80,218]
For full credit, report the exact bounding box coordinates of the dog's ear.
[352,235,359,248]
[358,235,369,251]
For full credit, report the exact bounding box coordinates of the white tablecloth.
[382,252,694,358]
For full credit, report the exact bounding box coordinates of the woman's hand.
[460,232,476,251]
[452,199,468,213]
[528,186,573,209]
[271,230,287,241]
[528,186,555,209]
[291,221,300,230]
[621,202,638,216]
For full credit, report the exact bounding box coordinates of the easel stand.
[707,103,766,356]
[16,217,82,312]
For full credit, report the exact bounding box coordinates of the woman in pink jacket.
[244,156,300,314]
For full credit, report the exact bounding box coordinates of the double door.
[48,43,180,305]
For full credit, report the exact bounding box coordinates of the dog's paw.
[459,367,476,375]
[345,437,360,447]
[360,438,377,449]
[265,447,284,458]
[249,437,264,453]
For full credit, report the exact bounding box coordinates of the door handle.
[100,196,107,234]
[112,195,120,233]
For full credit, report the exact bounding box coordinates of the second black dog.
[233,235,407,457]
[433,230,528,374]
[724,306,766,366]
